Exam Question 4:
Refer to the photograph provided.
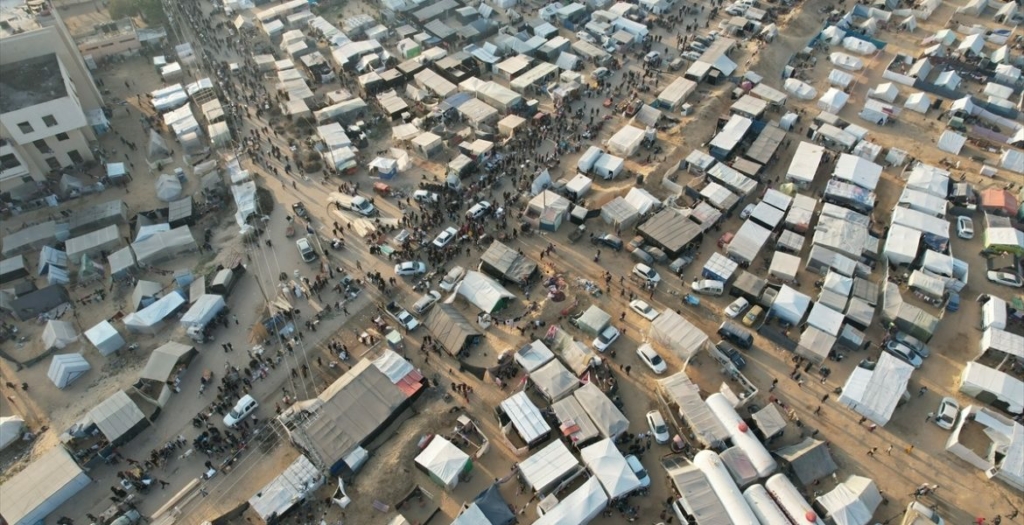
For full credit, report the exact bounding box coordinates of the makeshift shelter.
[455,484,515,525]
[529,360,580,402]
[65,225,121,262]
[123,291,187,334]
[816,475,883,525]
[580,438,641,499]
[155,174,183,202]
[131,226,197,265]
[137,341,198,406]
[47,353,91,389]
[980,188,1018,216]
[936,130,967,154]
[658,372,729,448]
[649,310,709,361]
[6,285,70,321]
[108,247,136,279]
[248,455,324,522]
[818,88,850,113]
[829,52,864,70]
[498,391,550,451]
[796,326,838,365]
[773,438,838,485]
[534,476,607,525]
[551,396,600,447]
[574,382,628,439]
[132,280,163,311]
[37,246,68,276]
[706,394,777,478]
[42,320,78,350]
[959,362,1024,414]
[868,82,898,103]
[180,294,226,328]
[517,439,581,494]
[903,92,930,113]
[769,252,801,282]
[0,448,90,525]
[833,154,881,190]
[480,241,539,286]
[424,304,483,357]
[838,353,914,425]
[85,390,149,444]
[457,271,516,313]
[515,340,555,372]
[771,285,811,325]
[606,125,645,157]
[784,78,817,100]
[415,436,472,489]
[751,403,787,440]
[0,416,24,451]
[0,256,29,284]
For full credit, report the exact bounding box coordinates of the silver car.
[885,340,923,368]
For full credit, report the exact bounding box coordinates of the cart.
[285,225,295,237]
[373,182,391,196]
[683,294,700,306]
[201,369,213,384]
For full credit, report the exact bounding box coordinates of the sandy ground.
[1,0,1022,523]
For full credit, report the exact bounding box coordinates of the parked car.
[934,397,960,430]
[576,30,596,44]
[956,216,974,239]
[636,344,667,374]
[740,203,756,220]
[725,297,750,318]
[629,299,660,321]
[987,271,1023,288]
[413,189,439,203]
[466,201,492,219]
[593,325,621,352]
[715,341,747,369]
[627,236,645,252]
[692,279,724,296]
[432,227,458,248]
[412,290,442,315]
[592,67,611,80]
[224,395,259,428]
[394,261,427,276]
[591,233,624,251]
[625,454,651,488]
[440,266,466,291]
[633,263,661,283]
[683,51,702,61]
[646,410,671,443]
[893,331,930,358]
[743,305,763,327]
[296,237,317,263]
[884,340,923,368]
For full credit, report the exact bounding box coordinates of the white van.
[691,279,724,296]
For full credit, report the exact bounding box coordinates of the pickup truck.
[383,301,419,331]
[329,192,377,217]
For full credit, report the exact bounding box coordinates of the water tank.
[693,450,760,525]
[765,473,826,525]
[706,393,778,477]
[743,484,793,525]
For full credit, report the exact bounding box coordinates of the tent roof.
[551,396,600,445]
[456,271,515,313]
[180,294,226,327]
[499,391,549,443]
[650,310,709,360]
[580,438,641,499]
[772,285,811,325]
[42,319,78,350]
[0,447,89,525]
[424,304,482,356]
[87,390,146,442]
[371,349,416,383]
[518,439,579,492]
[817,475,882,525]
[480,241,538,285]
[248,454,324,520]
[530,360,580,401]
[662,460,732,525]
[574,382,629,439]
[47,353,90,389]
[0,415,24,451]
[838,353,914,425]
[752,403,788,438]
[773,438,838,485]
[807,302,845,336]
[415,436,469,486]
[534,476,607,525]
[140,341,196,382]
[469,484,515,525]
[658,372,729,447]
[515,340,555,372]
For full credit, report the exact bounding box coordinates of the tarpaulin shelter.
[816,475,882,525]
[551,396,601,447]
[424,304,482,357]
[529,360,580,402]
[139,342,197,391]
[515,340,555,372]
[37,246,68,276]
[936,130,967,154]
[580,438,641,499]
[480,241,539,286]
[498,391,550,448]
[155,174,183,202]
[650,310,709,361]
[751,403,787,440]
[784,78,817,100]
[47,353,90,389]
[517,439,581,494]
[248,455,324,522]
[868,82,898,103]
[456,271,516,313]
[108,247,136,279]
[0,416,24,451]
[123,291,186,334]
[0,448,90,525]
[771,285,811,325]
[658,372,729,448]
[772,438,838,485]
[574,382,628,439]
[980,188,1018,216]
[454,484,515,525]
[42,320,78,350]
[818,88,850,113]
[180,294,225,328]
[534,476,607,525]
[838,353,914,425]
[132,280,163,311]
[65,225,121,262]
[720,447,759,487]
[0,256,28,284]
[415,436,472,489]
[132,226,197,265]
[85,390,149,444]
[796,326,837,364]
[606,125,645,157]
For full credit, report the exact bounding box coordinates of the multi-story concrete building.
[0,0,105,193]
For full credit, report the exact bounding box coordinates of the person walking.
[905,444,915,454]
[925,412,934,422]
[821,393,829,402]
[886,444,893,455]
[866,447,877,457]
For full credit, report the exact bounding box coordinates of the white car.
[629,299,660,321]
[413,190,439,203]
[885,340,923,369]
[394,261,427,276]
[637,344,667,374]
[625,454,651,488]
[633,263,661,283]
[987,271,1024,288]
[646,410,671,444]
[956,216,974,239]
[296,237,317,263]
[439,266,466,292]
[725,297,750,318]
[740,203,755,220]
[466,201,492,219]
[432,227,458,248]
[934,397,959,430]
[593,325,620,352]
[223,395,258,428]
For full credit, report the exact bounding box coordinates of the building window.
[45,157,61,170]
[17,122,33,134]
[33,139,52,154]
[55,132,70,141]
[0,153,20,170]
[42,115,58,127]
[67,150,84,164]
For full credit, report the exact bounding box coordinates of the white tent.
[518,439,580,494]
[574,382,628,439]
[132,226,197,265]
[828,69,854,89]
[0,448,90,525]
[155,174,183,202]
[839,353,914,425]
[833,154,882,190]
[247,454,323,519]
[784,78,817,100]
[534,476,607,525]
[817,476,882,525]
[47,353,91,389]
[515,340,555,372]
[904,92,931,113]
[650,310,709,361]
[84,320,126,356]
[456,271,516,314]
[829,52,864,71]
[818,88,850,113]
[0,416,24,451]
[842,37,877,55]
[180,294,226,328]
[123,291,186,334]
[769,252,801,282]
[415,437,470,489]
[530,360,580,402]
[624,188,661,215]
[42,320,78,350]
[771,285,811,325]
[606,125,645,157]
[580,438,641,499]
[807,302,845,336]
[868,82,898,103]
[936,130,967,154]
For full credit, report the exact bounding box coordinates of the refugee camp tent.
[650,310,709,361]
[180,294,226,328]
[551,396,601,447]
[455,484,515,525]
[773,438,838,485]
[936,130,967,154]
[83,321,125,356]
[769,252,801,282]
[771,285,811,325]
[828,69,854,89]
[751,404,787,440]
[0,256,29,284]
[829,52,864,70]
[517,439,581,494]
[456,271,516,313]
[868,82,898,103]
[0,448,90,525]
[784,78,817,100]
[904,92,931,113]
[818,88,850,113]
[248,455,324,522]
[606,125,645,157]
[499,391,550,449]
[132,227,197,265]
[42,320,78,350]
[47,353,91,389]
[86,390,148,444]
[155,174,183,202]
[534,476,607,525]
[123,291,186,334]
[65,225,121,261]
[600,197,639,229]
[108,247,136,279]
[415,436,471,489]
[515,340,555,372]
[817,475,883,525]
[658,372,729,448]
[0,416,24,451]
[529,360,580,402]
[574,382,628,439]
[839,353,914,425]
[796,326,837,365]
[580,438,641,499]
[37,246,68,276]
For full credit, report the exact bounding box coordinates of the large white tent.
[839,353,914,425]
[47,353,91,389]
[784,78,817,100]
[771,285,811,325]
[817,475,882,525]
[180,294,226,328]
[42,320,78,350]
[818,88,850,113]
[580,438,641,499]
[650,310,709,361]
[574,382,629,439]
[0,415,24,451]
[0,447,91,525]
[868,82,898,103]
[456,271,516,314]
[84,320,126,356]
[904,92,931,113]
[517,439,581,494]
[534,476,607,525]
[529,360,580,402]
[123,291,186,334]
[415,437,471,490]
[248,455,324,521]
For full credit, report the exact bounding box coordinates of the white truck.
[329,192,377,217]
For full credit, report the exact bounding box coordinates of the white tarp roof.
[771,285,811,325]
[788,142,825,183]
[842,37,877,54]
[530,360,580,401]
[839,353,914,426]
[807,302,845,336]
[456,271,515,313]
[551,396,600,445]
[124,291,186,333]
[818,88,850,113]
[868,82,898,103]
[249,455,324,521]
[574,382,628,439]
[565,173,593,196]
[371,349,415,383]
[47,353,90,389]
[828,69,854,88]
[784,78,817,100]
[0,416,24,451]
[140,341,196,382]
[580,438,641,499]
[982,327,1024,358]
[817,476,882,525]
[769,252,801,281]
[84,319,126,356]
[180,294,226,328]
[727,220,771,264]
[534,476,607,525]
[42,320,78,350]
[500,392,550,444]
[936,130,967,154]
[0,448,90,525]
[960,362,1024,414]
[131,226,197,265]
[88,390,146,441]
[624,188,661,215]
[515,340,556,372]
[829,52,864,70]
[833,154,881,190]
[659,373,729,448]
[415,437,470,489]
[650,310,709,360]
[518,439,580,493]
[904,92,931,113]
[607,125,645,157]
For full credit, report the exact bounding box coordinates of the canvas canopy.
[580,438,641,499]
[904,92,931,113]
[658,372,729,448]
[42,320,78,350]
[796,326,837,365]
[180,294,225,328]
[607,125,645,157]
[0,447,90,525]
[868,82,898,103]
[87,390,147,442]
[140,341,197,382]
[518,439,580,493]
[650,310,709,361]
[124,291,186,334]
[457,271,515,313]
[773,438,838,485]
[415,436,471,489]
[530,360,580,402]
[936,130,967,154]
[752,403,787,439]
[534,476,607,525]
[458,484,515,525]
[807,302,845,336]
[769,252,801,281]
[515,340,555,372]
[817,475,882,525]
[47,353,90,389]
[0,416,24,451]
[249,455,324,521]
[551,396,600,446]
[132,280,163,311]
[830,52,864,70]
[838,353,914,425]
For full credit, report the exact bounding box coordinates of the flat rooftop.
[0,0,48,37]
[0,53,68,114]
